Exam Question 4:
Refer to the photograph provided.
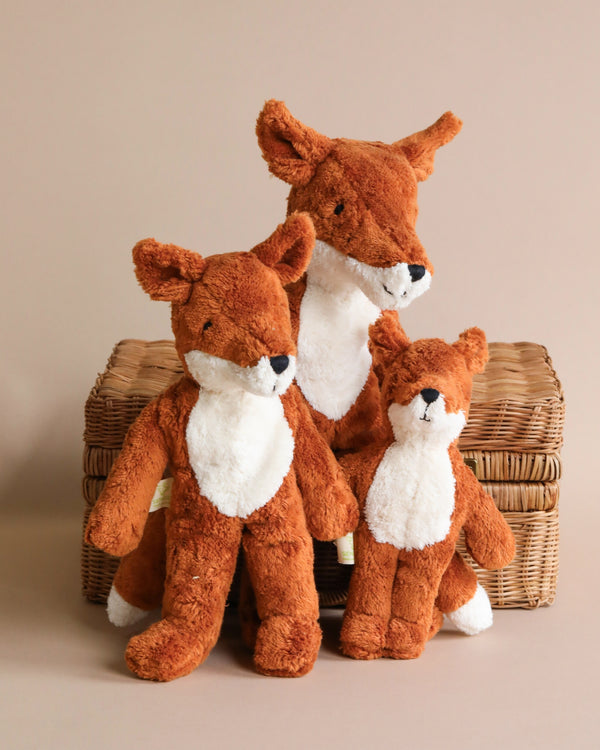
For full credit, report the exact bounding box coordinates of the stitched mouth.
[420,405,431,422]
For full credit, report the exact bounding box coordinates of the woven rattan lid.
[84,340,183,448]
[458,342,565,453]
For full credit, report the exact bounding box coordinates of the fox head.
[256,100,462,310]
[133,213,315,397]
[369,311,488,444]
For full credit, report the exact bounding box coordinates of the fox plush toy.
[339,312,516,660]
[85,214,358,681]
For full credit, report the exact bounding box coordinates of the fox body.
[85,215,358,680]
[340,313,515,660]
[255,102,483,629]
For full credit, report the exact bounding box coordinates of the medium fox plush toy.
[85,214,358,681]
[339,312,515,660]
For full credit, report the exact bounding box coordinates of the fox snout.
[387,390,466,445]
[184,350,297,398]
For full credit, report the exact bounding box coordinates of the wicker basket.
[82,339,564,609]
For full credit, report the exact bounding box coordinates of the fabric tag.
[335,533,355,565]
[149,478,173,512]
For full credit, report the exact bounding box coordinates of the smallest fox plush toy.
[340,312,515,660]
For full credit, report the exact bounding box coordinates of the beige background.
[1,1,598,748]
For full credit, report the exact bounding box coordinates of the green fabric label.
[149,478,173,512]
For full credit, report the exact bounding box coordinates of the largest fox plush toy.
[255,101,488,626]
[85,214,358,680]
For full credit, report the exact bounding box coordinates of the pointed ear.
[368,311,411,383]
[453,327,488,374]
[394,112,462,182]
[256,100,333,187]
[132,239,206,303]
[252,213,315,285]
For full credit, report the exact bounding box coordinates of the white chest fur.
[364,440,456,551]
[185,389,295,518]
[296,244,380,421]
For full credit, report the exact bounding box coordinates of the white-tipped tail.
[446,583,493,635]
[106,585,149,627]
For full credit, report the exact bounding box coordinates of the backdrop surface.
[0,2,598,747]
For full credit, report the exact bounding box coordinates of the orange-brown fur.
[112,509,167,611]
[86,214,358,680]
[339,313,515,659]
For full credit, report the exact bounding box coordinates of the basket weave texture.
[82,339,564,609]
[459,342,564,453]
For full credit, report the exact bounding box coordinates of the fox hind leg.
[108,508,167,626]
[437,552,492,635]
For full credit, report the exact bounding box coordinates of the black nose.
[269,355,289,375]
[408,264,426,282]
[420,388,439,404]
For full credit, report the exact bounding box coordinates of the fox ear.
[256,100,333,187]
[369,311,411,383]
[132,239,206,303]
[453,327,488,374]
[394,112,462,182]
[252,213,315,285]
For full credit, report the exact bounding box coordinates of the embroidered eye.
[333,203,345,215]
[202,320,212,332]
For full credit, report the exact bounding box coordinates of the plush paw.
[253,616,321,677]
[384,617,429,659]
[85,514,138,557]
[308,484,359,541]
[446,583,493,635]
[330,482,360,535]
[340,612,387,660]
[125,618,212,681]
[106,585,150,627]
